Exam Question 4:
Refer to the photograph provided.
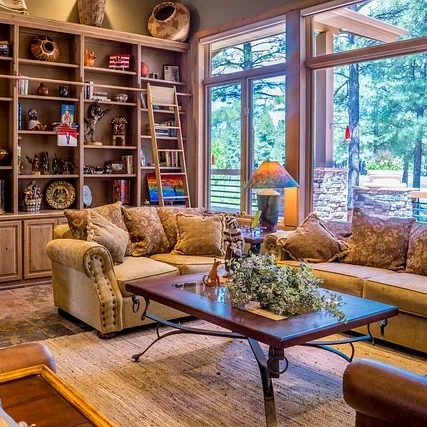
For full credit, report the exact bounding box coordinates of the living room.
[1,0,427,426]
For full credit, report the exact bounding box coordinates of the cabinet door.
[56,217,69,225]
[23,219,56,280]
[0,221,22,283]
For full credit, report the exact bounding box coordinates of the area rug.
[43,321,427,427]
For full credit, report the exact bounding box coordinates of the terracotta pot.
[78,0,107,27]
[36,82,49,96]
[148,2,190,42]
[31,35,60,62]
[141,61,149,77]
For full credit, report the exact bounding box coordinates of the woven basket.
[148,2,190,42]
[78,0,107,27]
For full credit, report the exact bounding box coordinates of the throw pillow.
[322,220,352,242]
[157,207,205,251]
[87,211,130,264]
[406,222,427,275]
[172,213,225,257]
[123,207,169,256]
[344,208,415,271]
[279,213,349,263]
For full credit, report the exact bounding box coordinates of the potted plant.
[366,150,404,188]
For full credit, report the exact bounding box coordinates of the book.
[18,102,22,130]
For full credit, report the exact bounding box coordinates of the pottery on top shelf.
[31,35,59,62]
[148,2,190,42]
[78,0,107,27]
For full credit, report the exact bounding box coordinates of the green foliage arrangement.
[366,150,403,171]
[227,254,346,322]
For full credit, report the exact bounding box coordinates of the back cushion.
[406,222,427,275]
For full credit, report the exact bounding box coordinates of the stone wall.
[353,186,413,217]
[313,168,348,221]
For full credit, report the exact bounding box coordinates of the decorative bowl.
[112,93,128,102]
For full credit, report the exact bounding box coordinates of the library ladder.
[146,83,191,207]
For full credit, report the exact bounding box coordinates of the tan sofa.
[46,207,225,338]
[264,221,427,354]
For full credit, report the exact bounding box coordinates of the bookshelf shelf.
[140,77,186,86]
[83,99,137,107]
[84,174,137,178]
[18,174,79,179]
[84,145,137,150]
[18,131,57,135]
[19,58,79,69]
[19,95,80,102]
[84,66,137,76]
[141,108,185,115]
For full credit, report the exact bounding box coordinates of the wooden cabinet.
[23,218,56,280]
[0,221,22,282]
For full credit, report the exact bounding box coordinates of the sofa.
[46,203,238,338]
[263,209,427,353]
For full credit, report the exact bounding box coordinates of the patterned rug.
[44,322,427,427]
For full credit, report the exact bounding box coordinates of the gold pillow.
[123,207,169,256]
[280,213,349,263]
[157,207,205,251]
[406,222,427,275]
[87,211,130,264]
[344,208,415,271]
[172,213,225,257]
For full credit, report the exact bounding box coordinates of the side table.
[243,230,272,255]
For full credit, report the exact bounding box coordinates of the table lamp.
[244,161,299,231]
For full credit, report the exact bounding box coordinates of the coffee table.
[126,273,399,427]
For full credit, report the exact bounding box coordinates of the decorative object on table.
[250,210,262,230]
[26,153,41,175]
[41,151,49,174]
[31,35,59,62]
[148,2,190,42]
[111,93,128,103]
[122,155,133,174]
[36,82,49,96]
[0,146,8,164]
[83,184,92,208]
[23,180,42,213]
[112,179,130,205]
[61,158,75,175]
[223,216,244,273]
[111,116,127,146]
[202,259,221,287]
[0,1,27,15]
[45,180,75,209]
[146,173,185,203]
[59,85,69,97]
[227,254,345,321]
[0,179,4,214]
[84,48,96,67]
[244,161,299,232]
[56,123,78,147]
[60,104,75,124]
[105,160,125,174]
[163,65,180,82]
[84,101,112,145]
[109,53,130,70]
[28,108,47,131]
[78,0,106,27]
[52,154,60,174]
[141,61,149,77]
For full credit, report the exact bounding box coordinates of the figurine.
[223,216,244,274]
[36,82,49,96]
[104,164,112,174]
[59,85,69,97]
[28,108,47,131]
[84,101,112,145]
[52,154,60,175]
[61,158,75,174]
[111,116,127,146]
[202,259,222,287]
[26,153,41,175]
[84,49,96,67]
[41,151,49,175]
[23,180,42,213]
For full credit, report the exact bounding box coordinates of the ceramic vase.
[78,0,107,27]
[31,35,60,62]
[141,61,149,77]
[36,82,49,96]
[148,2,190,42]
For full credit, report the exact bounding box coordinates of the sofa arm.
[343,359,427,427]
[0,343,56,374]
[262,230,294,260]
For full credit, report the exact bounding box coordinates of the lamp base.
[257,189,280,232]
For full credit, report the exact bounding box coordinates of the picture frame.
[146,173,185,203]
[106,160,126,174]
[60,104,75,124]
[109,53,130,70]
[163,65,180,82]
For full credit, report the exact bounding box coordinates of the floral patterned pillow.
[344,208,415,271]
[406,222,427,275]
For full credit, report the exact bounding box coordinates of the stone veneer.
[313,168,348,221]
[353,186,413,217]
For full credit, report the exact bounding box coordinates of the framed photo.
[163,65,180,82]
[60,104,75,124]
[106,160,126,174]
[109,53,130,70]
[146,173,185,203]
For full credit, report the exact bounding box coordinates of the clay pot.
[31,35,60,62]
[148,2,190,42]
[36,83,49,96]
[78,0,107,27]
[141,62,149,78]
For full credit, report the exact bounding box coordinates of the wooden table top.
[126,274,399,349]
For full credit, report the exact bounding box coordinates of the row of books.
[159,151,181,168]
[17,74,29,95]
[147,121,178,137]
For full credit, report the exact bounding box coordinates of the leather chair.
[343,358,427,427]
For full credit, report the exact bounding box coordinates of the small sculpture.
[26,153,41,175]
[111,117,127,146]
[61,158,75,174]
[28,108,47,131]
[84,48,96,67]
[202,259,222,287]
[84,101,112,145]
[36,82,49,96]
[59,85,69,97]
[52,154,60,175]
[23,180,42,213]
[41,151,49,174]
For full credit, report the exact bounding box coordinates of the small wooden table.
[127,274,399,427]
[0,365,115,427]
[242,230,272,254]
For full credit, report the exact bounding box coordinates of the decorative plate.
[83,185,92,208]
[45,181,76,209]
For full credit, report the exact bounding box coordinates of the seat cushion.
[279,261,395,297]
[151,253,222,275]
[114,256,179,297]
[364,273,427,318]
